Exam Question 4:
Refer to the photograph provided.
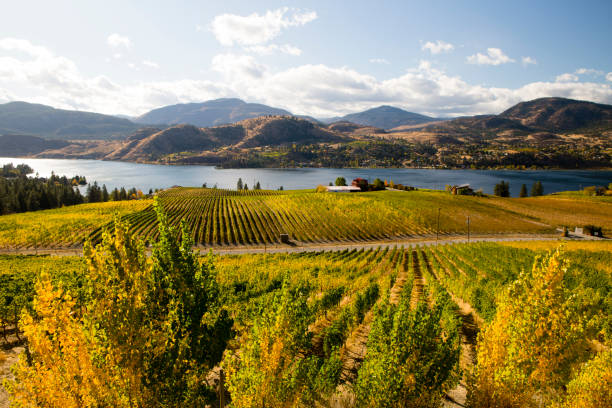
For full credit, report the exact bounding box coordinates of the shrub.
[335,177,347,186]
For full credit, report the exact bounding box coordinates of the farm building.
[450,184,474,195]
[326,185,362,193]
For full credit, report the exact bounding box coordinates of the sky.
[1,0,611,118]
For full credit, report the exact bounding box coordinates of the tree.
[335,177,347,186]
[8,198,233,407]
[244,183,249,191]
[468,249,589,408]
[102,185,109,202]
[254,181,261,190]
[494,181,510,197]
[237,178,243,190]
[372,178,385,191]
[531,181,544,197]
[519,184,528,198]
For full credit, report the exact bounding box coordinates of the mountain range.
[0,97,611,168]
[0,101,139,140]
[0,99,440,141]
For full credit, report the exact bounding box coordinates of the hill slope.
[106,116,346,161]
[135,98,292,127]
[0,102,139,140]
[326,105,438,129]
[499,97,612,132]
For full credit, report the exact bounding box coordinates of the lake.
[1,157,611,196]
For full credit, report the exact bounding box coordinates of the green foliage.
[519,184,528,198]
[354,299,460,407]
[225,278,338,407]
[531,180,544,196]
[334,177,347,186]
[372,178,385,191]
[494,180,510,197]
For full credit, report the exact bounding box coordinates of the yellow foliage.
[558,350,612,408]
[469,248,589,408]
[6,271,139,407]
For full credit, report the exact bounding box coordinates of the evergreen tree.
[102,185,109,202]
[254,181,261,190]
[237,178,243,190]
[531,181,544,196]
[494,181,510,197]
[519,184,528,198]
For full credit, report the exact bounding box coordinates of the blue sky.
[1,0,611,118]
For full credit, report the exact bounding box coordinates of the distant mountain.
[0,101,139,140]
[135,98,292,127]
[0,134,69,155]
[324,105,439,129]
[499,97,612,132]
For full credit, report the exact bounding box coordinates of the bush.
[335,177,347,186]
[315,185,328,193]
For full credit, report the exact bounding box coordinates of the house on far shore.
[326,185,362,193]
[450,184,474,195]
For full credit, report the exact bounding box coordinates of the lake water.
[1,157,610,196]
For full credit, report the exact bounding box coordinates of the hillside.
[0,134,69,155]
[135,98,291,127]
[0,101,139,140]
[396,97,612,142]
[325,105,439,129]
[499,97,612,132]
[104,116,346,162]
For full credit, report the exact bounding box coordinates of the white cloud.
[369,58,390,64]
[556,73,579,82]
[467,48,515,66]
[521,56,537,66]
[245,44,302,56]
[575,67,603,76]
[106,33,132,49]
[421,40,454,54]
[607,72,612,82]
[210,7,317,46]
[2,38,612,118]
[211,53,266,80]
[142,60,159,68]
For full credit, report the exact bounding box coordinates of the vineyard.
[1,236,610,407]
[93,188,562,247]
[1,187,610,250]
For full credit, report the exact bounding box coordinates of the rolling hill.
[106,116,346,162]
[324,105,439,129]
[395,97,612,143]
[134,98,292,127]
[0,101,139,140]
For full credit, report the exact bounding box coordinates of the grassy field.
[0,187,610,249]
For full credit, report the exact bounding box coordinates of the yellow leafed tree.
[468,248,590,408]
